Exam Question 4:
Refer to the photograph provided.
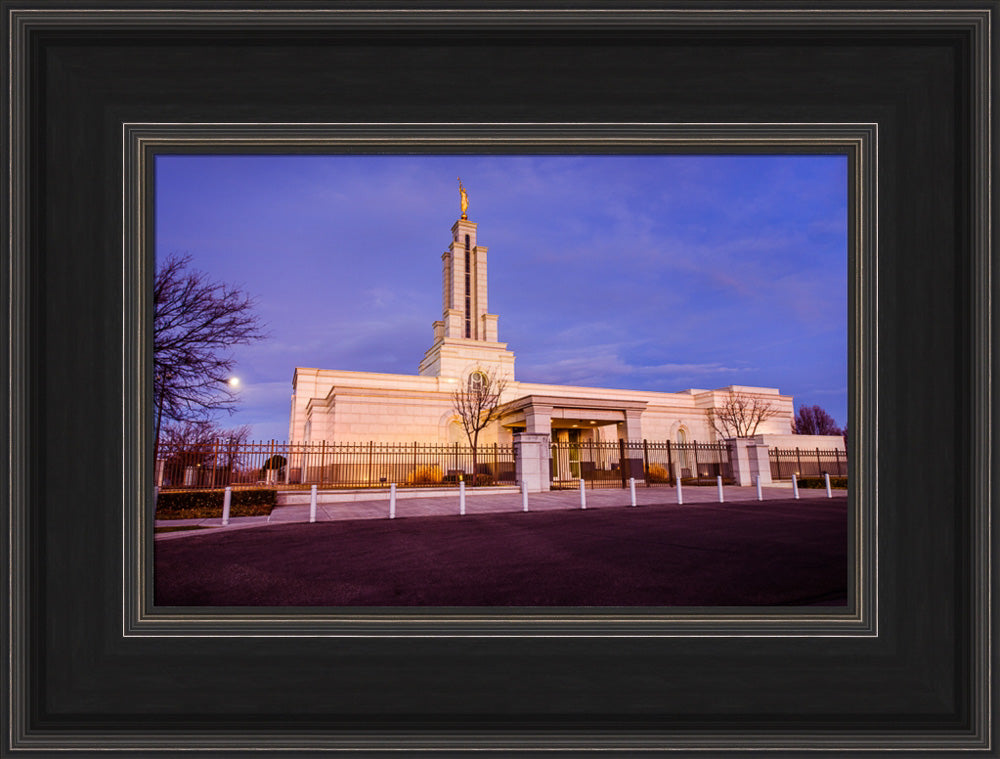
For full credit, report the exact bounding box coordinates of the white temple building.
[288,190,806,455]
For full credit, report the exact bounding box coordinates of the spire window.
[464,235,472,338]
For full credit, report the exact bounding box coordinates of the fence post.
[368,441,374,486]
[522,480,529,512]
[309,484,317,523]
[618,438,627,488]
[825,472,832,498]
[389,483,396,519]
[835,448,842,475]
[579,478,586,509]
[756,475,763,501]
[717,475,724,503]
[792,473,800,500]
[643,439,650,488]
[666,440,673,484]
[320,440,327,487]
[222,486,232,526]
[493,442,498,483]
[629,477,637,507]
[816,448,822,474]
[796,447,802,476]
[459,480,466,516]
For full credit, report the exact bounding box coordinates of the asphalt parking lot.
[155,491,848,607]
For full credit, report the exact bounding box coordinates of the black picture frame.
[3,3,995,756]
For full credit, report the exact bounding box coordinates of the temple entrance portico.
[498,395,648,490]
[497,395,648,441]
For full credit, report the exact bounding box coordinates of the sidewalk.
[154,484,847,541]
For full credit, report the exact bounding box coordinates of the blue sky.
[156,154,848,442]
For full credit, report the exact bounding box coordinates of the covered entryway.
[495,394,648,489]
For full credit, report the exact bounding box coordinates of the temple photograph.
[153,154,849,607]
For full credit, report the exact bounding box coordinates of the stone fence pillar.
[748,441,773,486]
[513,432,551,493]
[728,438,773,487]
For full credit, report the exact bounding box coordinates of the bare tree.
[451,367,508,485]
[154,254,266,458]
[709,389,781,439]
[793,404,842,436]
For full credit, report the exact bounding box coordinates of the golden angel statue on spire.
[457,177,469,220]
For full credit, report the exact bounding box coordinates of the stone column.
[524,405,552,435]
[514,432,551,493]
[748,442,773,485]
[729,438,774,486]
[621,409,644,441]
[729,438,754,486]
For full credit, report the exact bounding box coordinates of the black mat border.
[124,122,873,638]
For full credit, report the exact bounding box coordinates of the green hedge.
[155,488,277,520]
[796,476,848,489]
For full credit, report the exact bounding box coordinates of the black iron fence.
[550,439,733,489]
[769,447,848,480]
[155,440,517,490]
[155,438,847,492]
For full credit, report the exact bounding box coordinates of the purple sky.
[155,154,848,442]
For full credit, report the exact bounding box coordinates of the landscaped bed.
[155,487,277,520]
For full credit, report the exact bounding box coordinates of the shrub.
[646,463,672,483]
[155,487,277,520]
[681,477,722,486]
[259,454,287,478]
[796,476,848,489]
[407,465,443,485]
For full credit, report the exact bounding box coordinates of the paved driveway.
[155,493,848,607]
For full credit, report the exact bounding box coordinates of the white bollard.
[629,477,637,507]
[389,482,396,519]
[756,475,763,501]
[676,475,683,506]
[579,478,586,509]
[222,486,232,526]
[522,480,529,512]
[309,484,317,523]
[459,480,466,515]
[792,473,800,500]
[825,472,832,498]
[717,475,724,503]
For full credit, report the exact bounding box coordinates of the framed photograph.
[4,3,994,755]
